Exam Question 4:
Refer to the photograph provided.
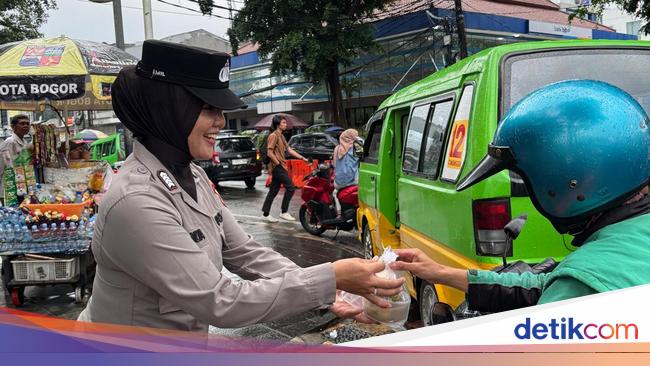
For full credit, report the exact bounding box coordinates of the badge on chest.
[157,170,177,191]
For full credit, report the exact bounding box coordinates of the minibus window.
[364,122,383,164]
[403,104,429,173]
[503,49,650,117]
[422,100,454,176]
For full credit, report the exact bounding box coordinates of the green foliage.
[196,0,215,15]
[0,0,57,44]
[224,0,395,124]
[228,1,393,83]
[573,0,649,34]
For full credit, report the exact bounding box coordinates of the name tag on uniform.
[190,229,205,243]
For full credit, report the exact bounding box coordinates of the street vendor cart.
[0,202,95,306]
[0,37,136,307]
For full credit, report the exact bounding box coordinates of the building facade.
[226,0,636,130]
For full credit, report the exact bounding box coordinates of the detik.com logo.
[514,317,638,340]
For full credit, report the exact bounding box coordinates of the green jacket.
[467,213,650,310]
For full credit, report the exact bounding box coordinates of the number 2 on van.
[448,120,468,169]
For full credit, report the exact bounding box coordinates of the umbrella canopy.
[71,129,108,143]
[254,113,309,130]
[0,37,138,111]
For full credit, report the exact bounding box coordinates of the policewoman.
[77,40,403,332]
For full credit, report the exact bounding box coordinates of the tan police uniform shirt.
[77,141,335,332]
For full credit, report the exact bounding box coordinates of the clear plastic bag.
[362,247,410,328]
[338,247,410,329]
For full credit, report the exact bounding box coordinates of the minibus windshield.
[502,48,650,117]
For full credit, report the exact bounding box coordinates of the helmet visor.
[456,145,514,191]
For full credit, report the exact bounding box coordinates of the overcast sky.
[40,0,237,44]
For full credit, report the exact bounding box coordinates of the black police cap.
[136,40,246,111]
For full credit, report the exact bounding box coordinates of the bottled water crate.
[11,256,79,282]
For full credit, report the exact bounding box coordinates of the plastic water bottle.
[50,222,59,240]
[20,225,29,243]
[77,221,86,240]
[68,222,78,248]
[59,223,68,244]
[39,223,49,242]
[85,220,95,238]
[31,225,39,243]
[13,224,21,242]
[5,224,14,243]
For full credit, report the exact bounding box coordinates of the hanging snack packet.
[4,166,18,207]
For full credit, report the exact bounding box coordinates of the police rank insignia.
[157,170,177,191]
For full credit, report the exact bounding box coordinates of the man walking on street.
[262,115,309,222]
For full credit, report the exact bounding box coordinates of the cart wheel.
[10,287,24,307]
[74,285,84,304]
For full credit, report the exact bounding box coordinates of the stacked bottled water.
[0,207,93,253]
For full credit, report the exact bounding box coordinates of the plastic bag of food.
[362,247,410,328]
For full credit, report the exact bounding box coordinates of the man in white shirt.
[0,114,32,203]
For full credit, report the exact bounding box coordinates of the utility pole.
[443,19,453,67]
[453,0,468,59]
[90,0,125,50]
[112,0,125,49]
[143,0,154,40]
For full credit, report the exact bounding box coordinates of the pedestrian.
[261,114,309,222]
[77,40,404,332]
[390,80,650,312]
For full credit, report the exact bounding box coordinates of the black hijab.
[112,66,203,200]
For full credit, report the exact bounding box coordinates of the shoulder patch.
[157,170,177,191]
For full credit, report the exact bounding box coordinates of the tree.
[0,0,57,44]
[225,0,395,126]
[573,0,649,34]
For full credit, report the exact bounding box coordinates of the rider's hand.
[332,258,405,308]
[390,248,469,292]
[389,248,443,284]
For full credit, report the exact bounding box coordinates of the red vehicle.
[299,164,358,236]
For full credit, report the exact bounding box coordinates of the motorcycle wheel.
[299,206,327,236]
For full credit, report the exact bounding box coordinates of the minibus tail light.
[473,199,511,256]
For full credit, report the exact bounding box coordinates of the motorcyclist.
[332,128,362,217]
[391,80,650,312]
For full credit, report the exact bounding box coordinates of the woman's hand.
[332,258,405,308]
[389,248,469,292]
[328,291,375,324]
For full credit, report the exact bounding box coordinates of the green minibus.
[357,40,650,325]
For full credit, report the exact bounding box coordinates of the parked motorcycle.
[298,163,358,236]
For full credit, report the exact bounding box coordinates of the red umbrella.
[254,113,309,130]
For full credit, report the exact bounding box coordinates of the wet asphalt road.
[0,174,365,341]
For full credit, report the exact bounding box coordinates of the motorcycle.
[298,163,359,236]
